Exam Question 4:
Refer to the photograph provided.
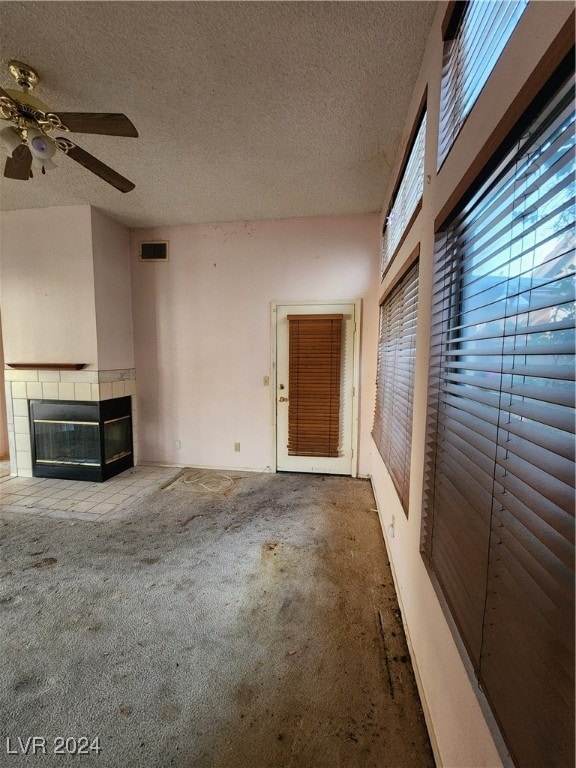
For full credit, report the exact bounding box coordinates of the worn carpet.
[0,471,434,767]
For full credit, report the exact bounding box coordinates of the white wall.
[0,206,97,367]
[91,207,134,371]
[130,214,379,473]
[369,2,575,767]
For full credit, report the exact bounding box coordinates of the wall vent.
[139,241,169,261]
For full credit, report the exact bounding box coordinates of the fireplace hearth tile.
[16,451,31,469]
[58,382,75,400]
[46,499,76,511]
[112,381,125,398]
[98,369,133,384]
[38,370,60,383]
[14,416,30,434]
[99,383,112,399]
[1,464,180,522]
[26,382,43,399]
[15,434,30,452]
[11,382,27,399]
[92,503,117,514]
[4,369,38,381]
[12,398,29,417]
[42,382,59,399]
[60,370,99,384]
[70,501,98,513]
[74,382,92,400]
[52,489,77,500]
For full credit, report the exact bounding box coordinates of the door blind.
[287,314,343,458]
[423,70,575,768]
[372,262,419,513]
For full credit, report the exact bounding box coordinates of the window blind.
[438,0,529,168]
[381,113,426,276]
[372,262,419,513]
[287,315,343,458]
[423,71,575,768]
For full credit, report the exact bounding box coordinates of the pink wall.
[0,206,133,373]
[130,214,379,474]
[369,2,574,767]
[0,206,97,367]
[91,207,134,371]
[0,312,8,457]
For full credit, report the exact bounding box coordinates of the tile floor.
[0,464,181,522]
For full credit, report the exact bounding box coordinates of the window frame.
[380,92,427,279]
[372,249,420,515]
[434,13,575,232]
[422,57,575,768]
[437,0,529,170]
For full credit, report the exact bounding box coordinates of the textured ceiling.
[0,1,436,229]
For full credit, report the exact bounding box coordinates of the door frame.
[270,299,361,477]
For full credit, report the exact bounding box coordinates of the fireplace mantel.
[7,363,87,370]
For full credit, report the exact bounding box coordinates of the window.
[438,0,529,168]
[372,260,419,513]
[381,112,426,276]
[422,69,574,768]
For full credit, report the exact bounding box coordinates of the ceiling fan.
[0,61,138,193]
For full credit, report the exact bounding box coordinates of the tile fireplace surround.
[3,368,137,478]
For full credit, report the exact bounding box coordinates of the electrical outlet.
[234,442,241,452]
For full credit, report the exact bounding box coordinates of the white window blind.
[372,261,419,513]
[423,70,575,768]
[381,113,426,276]
[438,0,529,168]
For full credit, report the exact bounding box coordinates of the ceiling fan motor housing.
[8,61,40,91]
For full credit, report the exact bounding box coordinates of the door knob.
[278,396,289,402]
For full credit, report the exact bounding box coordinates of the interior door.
[275,302,357,474]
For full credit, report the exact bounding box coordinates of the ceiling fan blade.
[55,112,138,137]
[57,138,135,193]
[4,144,32,180]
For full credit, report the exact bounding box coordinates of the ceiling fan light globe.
[31,156,57,171]
[0,126,22,155]
[28,128,56,161]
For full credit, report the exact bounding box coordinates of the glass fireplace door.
[34,419,101,466]
[30,397,133,481]
[104,416,132,465]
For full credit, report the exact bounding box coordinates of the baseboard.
[369,474,443,767]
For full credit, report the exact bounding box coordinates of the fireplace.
[29,396,133,482]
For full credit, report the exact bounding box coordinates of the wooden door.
[274,302,357,474]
